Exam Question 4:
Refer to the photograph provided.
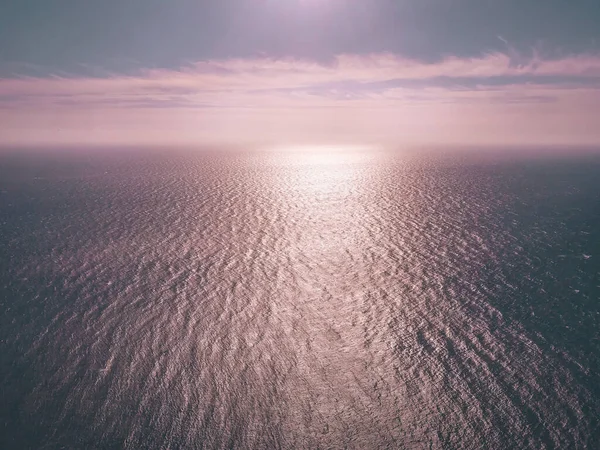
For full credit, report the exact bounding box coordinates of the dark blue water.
[1,148,599,449]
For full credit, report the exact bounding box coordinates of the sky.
[1,0,600,147]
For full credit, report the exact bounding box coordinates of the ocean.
[1,147,599,449]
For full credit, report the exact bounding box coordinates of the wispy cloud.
[1,52,600,146]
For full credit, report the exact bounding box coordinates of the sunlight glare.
[272,145,377,167]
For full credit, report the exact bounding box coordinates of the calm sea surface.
[1,148,599,449]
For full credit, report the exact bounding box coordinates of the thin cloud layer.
[1,52,600,146]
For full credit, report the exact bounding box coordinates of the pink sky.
[1,52,600,147]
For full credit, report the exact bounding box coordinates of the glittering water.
[1,148,599,449]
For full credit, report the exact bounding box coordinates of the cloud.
[1,52,600,146]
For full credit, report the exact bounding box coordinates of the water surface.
[1,148,599,449]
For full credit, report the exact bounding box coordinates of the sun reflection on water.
[261,145,383,261]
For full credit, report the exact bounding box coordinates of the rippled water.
[1,148,599,449]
